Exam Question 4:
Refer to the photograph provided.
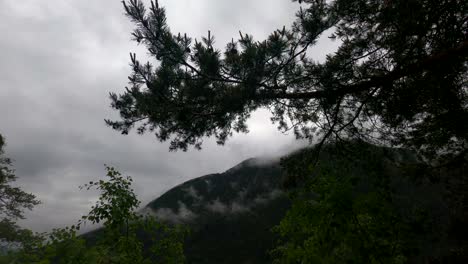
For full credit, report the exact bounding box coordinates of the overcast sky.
[0,0,338,233]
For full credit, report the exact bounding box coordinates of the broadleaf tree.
[8,166,186,264]
[107,0,467,164]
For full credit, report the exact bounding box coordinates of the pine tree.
[107,0,467,164]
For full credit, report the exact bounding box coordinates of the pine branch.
[258,40,468,100]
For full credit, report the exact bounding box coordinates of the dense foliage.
[273,141,464,263]
[108,0,467,165]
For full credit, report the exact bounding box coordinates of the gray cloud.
[203,189,285,215]
[0,0,311,232]
[205,199,228,214]
[183,186,203,201]
[152,201,197,223]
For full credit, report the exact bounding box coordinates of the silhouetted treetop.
[107,0,467,163]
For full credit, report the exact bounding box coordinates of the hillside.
[143,158,290,264]
[82,142,465,263]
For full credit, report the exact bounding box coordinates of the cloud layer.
[0,0,308,232]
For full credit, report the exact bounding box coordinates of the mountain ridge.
[142,156,288,263]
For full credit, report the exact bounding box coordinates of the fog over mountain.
[135,157,289,263]
[0,0,337,232]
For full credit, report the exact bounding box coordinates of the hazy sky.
[0,0,337,232]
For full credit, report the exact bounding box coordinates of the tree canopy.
[273,141,455,263]
[107,0,467,163]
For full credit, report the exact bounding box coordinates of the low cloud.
[253,189,283,205]
[183,186,203,201]
[205,199,228,214]
[204,189,285,215]
[230,202,249,213]
[153,201,197,223]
